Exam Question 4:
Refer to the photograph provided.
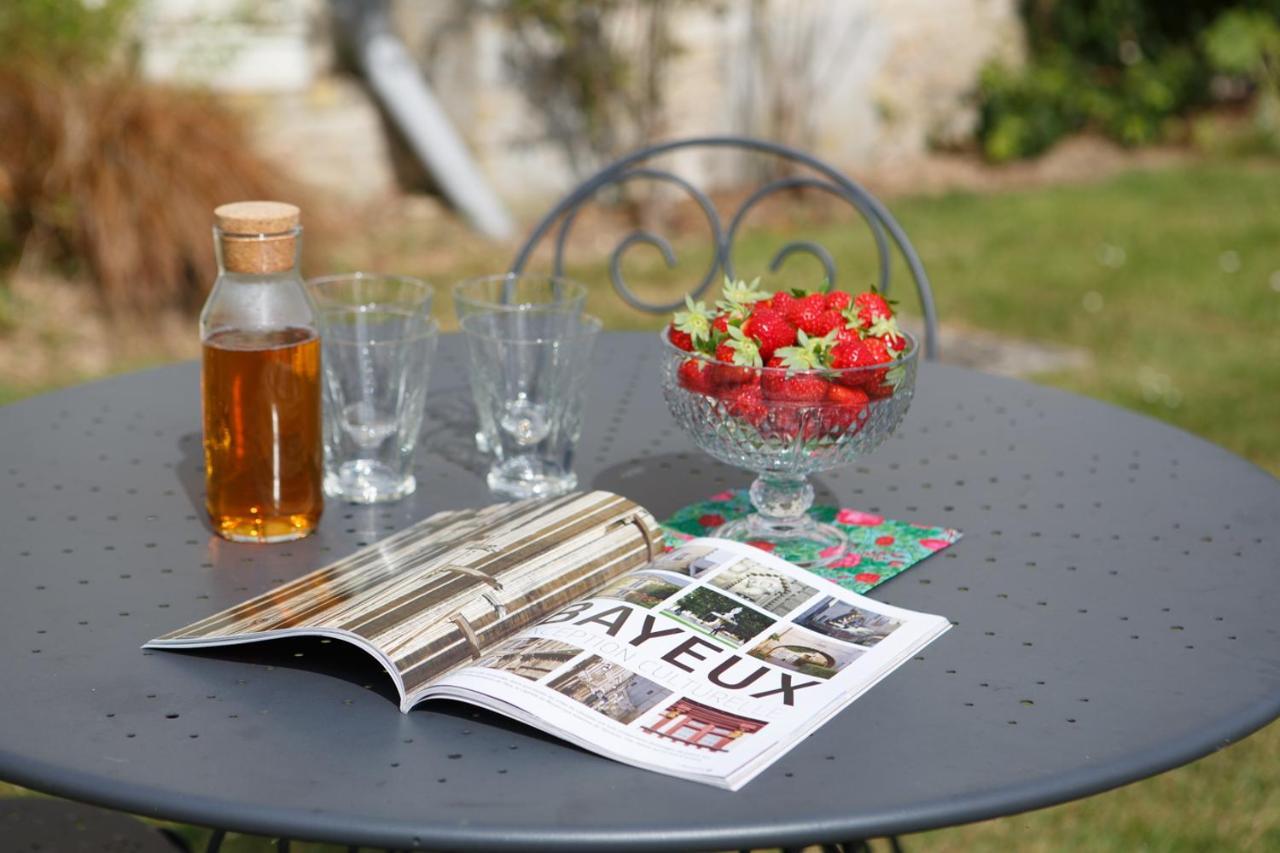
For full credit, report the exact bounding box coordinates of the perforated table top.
[1,332,1278,850]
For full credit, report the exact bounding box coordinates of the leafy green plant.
[978,47,1201,161]
[0,0,137,72]
[1205,9,1280,143]
[976,0,1280,160]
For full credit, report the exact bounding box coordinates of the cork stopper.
[214,201,301,274]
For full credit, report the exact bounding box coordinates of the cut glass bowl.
[660,329,919,568]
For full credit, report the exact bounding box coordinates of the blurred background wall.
[133,0,1022,205]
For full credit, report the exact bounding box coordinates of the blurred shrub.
[0,0,136,70]
[0,0,316,317]
[0,71,312,315]
[977,0,1280,161]
[1204,9,1280,146]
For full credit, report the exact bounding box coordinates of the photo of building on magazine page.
[426,537,949,790]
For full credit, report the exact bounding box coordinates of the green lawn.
[2,157,1278,850]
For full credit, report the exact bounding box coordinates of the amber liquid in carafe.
[202,327,323,542]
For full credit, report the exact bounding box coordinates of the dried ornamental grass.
[0,69,321,316]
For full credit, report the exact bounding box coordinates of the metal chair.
[509,135,939,360]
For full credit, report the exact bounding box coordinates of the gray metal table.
[1,331,1278,850]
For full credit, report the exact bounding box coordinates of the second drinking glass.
[453,274,587,454]
[308,274,437,504]
[460,309,601,499]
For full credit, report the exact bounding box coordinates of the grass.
[1,156,1278,850]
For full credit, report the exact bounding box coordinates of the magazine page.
[145,491,661,709]
[419,538,950,790]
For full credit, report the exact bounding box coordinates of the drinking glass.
[453,274,587,454]
[460,310,601,499]
[308,274,437,504]
[452,273,587,319]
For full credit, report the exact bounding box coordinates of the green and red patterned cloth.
[661,489,962,595]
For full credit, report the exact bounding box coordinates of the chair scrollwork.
[510,136,938,359]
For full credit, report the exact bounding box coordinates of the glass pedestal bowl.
[660,330,919,568]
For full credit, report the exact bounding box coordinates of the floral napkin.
[661,489,962,594]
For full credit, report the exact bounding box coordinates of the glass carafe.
[200,202,323,542]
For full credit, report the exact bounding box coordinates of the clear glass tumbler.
[460,310,601,499]
[453,274,587,453]
[308,274,437,504]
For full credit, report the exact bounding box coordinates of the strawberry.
[712,336,760,388]
[834,326,862,347]
[667,323,694,352]
[829,338,873,386]
[810,309,844,338]
[827,382,870,408]
[862,336,892,364]
[860,336,894,396]
[866,313,908,355]
[724,383,767,425]
[676,358,715,394]
[767,291,797,318]
[711,314,731,336]
[767,373,829,403]
[825,290,852,312]
[761,333,830,437]
[742,306,796,360]
[877,330,909,356]
[846,288,893,332]
[788,293,830,336]
[854,289,892,320]
[822,383,870,434]
[761,358,827,404]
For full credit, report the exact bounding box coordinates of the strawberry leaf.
[673,295,714,343]
[716,276,768,315]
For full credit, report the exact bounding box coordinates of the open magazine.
[147,490,950,790]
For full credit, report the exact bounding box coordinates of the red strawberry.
[829,339,866,369]
[724,384,767,425]
[742,307,796,360]
[860,337,894,396]
[829,338,873,386]
[668,323,694,352]
[712,342,758,388]
[676,358,714,394]
[862,336,892,364]
[822,383,870,434]
[876,330,909,355]
[711,314,731,336]
[825,290,852,312]
[761,359,828,404]
[788,293,830,336]
[834,327,862,347]
[864,312,908,355]
[827,382,870,408]
[810,309,844,338]
[852,289,893,330]
[768,291,797,318]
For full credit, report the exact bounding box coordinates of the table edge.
[2,689,1277,850]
